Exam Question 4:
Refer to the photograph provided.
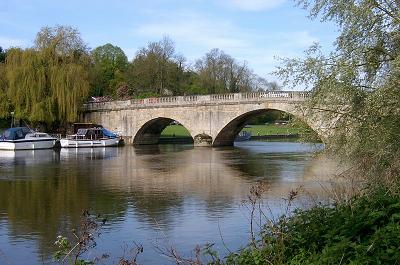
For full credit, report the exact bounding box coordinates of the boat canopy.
[102,128,117,138]
[1,127,32,140]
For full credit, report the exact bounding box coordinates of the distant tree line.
[0,26,281,126]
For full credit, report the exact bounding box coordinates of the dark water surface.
[0,141,337,264]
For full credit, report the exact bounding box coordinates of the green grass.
[160,124,305,138]
[240,124,304,136]
[160,125,191,137]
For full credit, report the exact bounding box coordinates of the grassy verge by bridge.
[239,124,304,136]
[223,188,400,265]
[160,125,191,137]
[160,124,304,138]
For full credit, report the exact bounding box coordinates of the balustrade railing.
[83,91,311,111]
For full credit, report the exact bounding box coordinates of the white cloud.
[222,0,286,11]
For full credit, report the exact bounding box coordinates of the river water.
[0,141,338,264]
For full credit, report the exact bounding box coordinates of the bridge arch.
[133,117,194,145]
[213,108,320,147]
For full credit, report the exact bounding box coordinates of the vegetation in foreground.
[226,0,400,264]
[226,189,400,265]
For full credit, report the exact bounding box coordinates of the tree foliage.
[5,26,90,124]
[0,62,10,118]
[0,47,8,118]
[226,190,400,265]
[195,48,255,94]
[277,0,400,185]
[0,46,6,63]
[91,43,128,96]
[127,37,187,97]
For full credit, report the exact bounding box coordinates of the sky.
[0,0,338,83]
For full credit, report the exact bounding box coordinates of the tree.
[0,62,10,118]
[195,48,255,93]
[34,25,88,56]
[91,43,128,97]
[0,47,9,118]
[253,77,282,91]
[277,0,400,185]
[0,47,6,63]
[127,36,187,97]
[5,26,90,124]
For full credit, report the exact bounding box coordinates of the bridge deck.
[83,91,311,111]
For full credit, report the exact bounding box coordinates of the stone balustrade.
[83,91,311,111]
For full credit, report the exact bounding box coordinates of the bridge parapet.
[83,91,311,112]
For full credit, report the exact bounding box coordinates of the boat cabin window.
[74,128,104,140]
[77,129,87,135]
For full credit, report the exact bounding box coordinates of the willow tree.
[0,62,10,118]
[277,0,400,187]
[5,26,90,124]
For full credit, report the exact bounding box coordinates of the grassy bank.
[160,124,303,138]
[225,190,400,265]
[240,124,303,136]
[160,125,191,137]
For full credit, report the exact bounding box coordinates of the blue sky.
[0,0,338,82]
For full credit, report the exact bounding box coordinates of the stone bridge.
[81,91,333,147]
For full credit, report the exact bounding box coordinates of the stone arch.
[212,108,320,147]
[133,117,194,145]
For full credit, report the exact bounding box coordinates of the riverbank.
[224,189,400,264]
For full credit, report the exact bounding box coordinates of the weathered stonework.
[81,91,333,147]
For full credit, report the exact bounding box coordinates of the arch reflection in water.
[0,141,338,264]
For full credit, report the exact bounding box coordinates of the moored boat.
[235,131,252,142]
[0,127,59,150]
[60,127,120,148]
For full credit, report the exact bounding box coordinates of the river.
[0,141,338,264]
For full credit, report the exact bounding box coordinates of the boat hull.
[0,139,58,150]
[60,138,120,148]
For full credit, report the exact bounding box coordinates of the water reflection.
[0,142,337,264]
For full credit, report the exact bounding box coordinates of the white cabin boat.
[60,127,120,148]
[0,127,59,150]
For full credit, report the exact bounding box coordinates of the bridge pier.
[193,134,213,147]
